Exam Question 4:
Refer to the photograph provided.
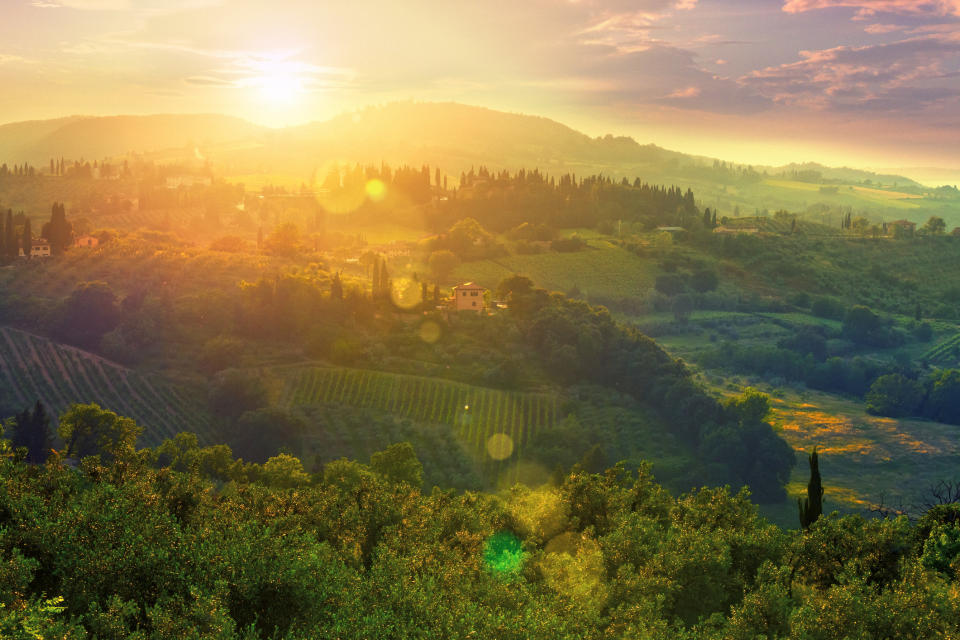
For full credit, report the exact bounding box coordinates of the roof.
[452,282,486,290]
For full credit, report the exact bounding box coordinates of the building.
[30,239,51,257]
[75,235,99,248]
[451,282,486,312]
[887,219,916,237]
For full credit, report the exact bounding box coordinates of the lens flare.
[486,433,514,460]
[483,531,526,577]
[418,320,441,343]
[365,179,387,202]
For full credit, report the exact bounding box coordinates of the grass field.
[0,326,210,446]
[277,364,559,462]
[454,236,657,298]
[769,389,960,515]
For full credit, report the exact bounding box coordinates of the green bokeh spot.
[483,531,526,577]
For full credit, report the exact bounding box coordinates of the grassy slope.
[452,235,657,298]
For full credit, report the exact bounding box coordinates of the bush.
[865,373,924,417]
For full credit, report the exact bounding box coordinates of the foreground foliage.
[1,426,959,639]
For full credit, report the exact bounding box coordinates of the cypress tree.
[372,259,381,299]
[3,209,14,263]
[330,271,343,301]
[12,400,52,463]
[21,217,31,259]
[798,447,824,529]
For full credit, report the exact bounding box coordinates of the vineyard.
[921,333,960,366]
[0,326,209,445]
[279,365,559,462]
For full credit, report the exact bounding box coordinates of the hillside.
[0,113,265,165]
[0,325,209,445]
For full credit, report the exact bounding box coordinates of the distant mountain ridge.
[0,102,938,188]
[0,113,265,165]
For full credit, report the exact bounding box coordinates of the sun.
[249,58,305,104]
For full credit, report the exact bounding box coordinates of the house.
[29,239,51,257]
[451,282,486,312]
[887,219,916,237]
[75,234,99,248]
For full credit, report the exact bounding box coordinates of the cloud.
[782,0,960,17]
[742,34,960,113]
[45,0,220,10]
[666,86,701,98]
[863,23,905,34]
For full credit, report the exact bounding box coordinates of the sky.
[1,0,959,170]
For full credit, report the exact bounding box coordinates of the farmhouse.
[887,219,916,235]
[28,239,51,257]
[75,234,99,248]
[451,282,486,312]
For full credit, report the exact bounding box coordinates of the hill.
[0,325,209,445]
[0,113,265,165]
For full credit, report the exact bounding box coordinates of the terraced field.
[921,332,960,366]
[278,364,559,461]
[0,326,209,445]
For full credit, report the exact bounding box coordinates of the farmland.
[0,326,209,445]
[453,235,657,299]
[278,364,559,463]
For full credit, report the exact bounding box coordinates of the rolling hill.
[0,113,265,165]
[0,325,210,446]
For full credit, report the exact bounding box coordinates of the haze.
[1,0,959,170]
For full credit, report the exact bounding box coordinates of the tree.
[57,403,141,461]
[865,373,924,418]
[262,223,300,256]
[922,216,946,236]
[330,271,343,301]
[54,281,121,348]
[842,305,882,345]
[20,218,31,259]
[428,250,459,283]
[798,447,824,529]
[924,369,960,424]
[42,202,72,256]
[370,442,423,488]
[2,209,14,263]
[655,274,686,296]
[688,268,719,293]
[261,453,310,488]
[208,368,270,425]
[11,400,52,463]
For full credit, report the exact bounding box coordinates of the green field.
[278,364,559,461]
[454,236,657,298]
[0,326,210,445]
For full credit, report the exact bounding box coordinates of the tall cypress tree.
[21,217,31,259]
[12,400,52,463]
[372,259,381,299]
[3,209,14,263]
[798,447,824,529]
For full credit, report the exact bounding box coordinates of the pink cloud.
[863,23,904,34]
[782,0,960,16]
[741,34,960,112]
[666,85,701,98]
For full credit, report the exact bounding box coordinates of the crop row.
[280,365,558,460]
[921,333,960,365]
[0,326,209,446]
